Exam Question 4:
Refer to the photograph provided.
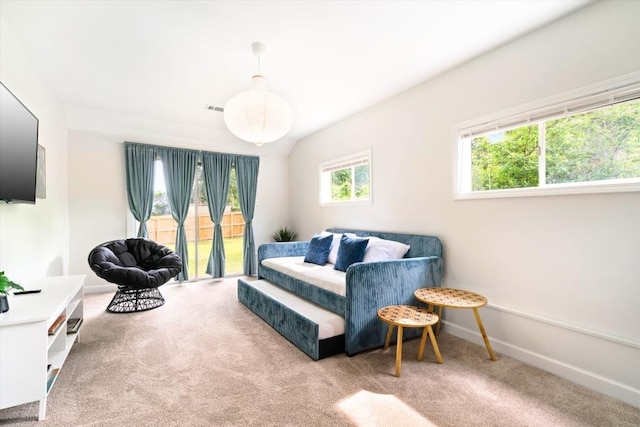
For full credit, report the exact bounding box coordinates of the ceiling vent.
[205,104,224,112]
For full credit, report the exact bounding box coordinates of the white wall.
[288,1,640,407]
[0,15,70,282]
[67,131,128,289]
[253,155,290,249]
[67,130,289,291]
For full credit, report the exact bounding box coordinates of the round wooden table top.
[377,305,439,327]
[414,288,488,309]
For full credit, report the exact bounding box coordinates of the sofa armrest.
[258,242,310,261]
[343,256,443,355]
[257,241,310,278]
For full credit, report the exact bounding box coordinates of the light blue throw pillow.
[304,234,334,265]
[334,235,369,272]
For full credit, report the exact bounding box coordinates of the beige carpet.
[1,278,638,426]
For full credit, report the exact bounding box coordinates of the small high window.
[320,150,372,205]
[456,73,640,199]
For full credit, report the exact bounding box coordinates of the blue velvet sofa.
[250,228,443,356]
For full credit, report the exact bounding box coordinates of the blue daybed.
[237,228,443,359]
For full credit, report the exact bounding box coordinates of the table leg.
[395,326,404,377]
[417,327,428,361]
[435,305,444,335]
[384,324,395,349]
[472,307,497,361]
[427,325,443,364]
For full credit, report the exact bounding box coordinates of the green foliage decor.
[271,227,298,242]
[0,271,24,296]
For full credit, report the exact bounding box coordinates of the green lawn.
[166,237,244,278]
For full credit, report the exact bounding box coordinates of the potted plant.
[0,271,24,313]
[271,227,297,242]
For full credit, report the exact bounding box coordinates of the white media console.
[0,275,85,420]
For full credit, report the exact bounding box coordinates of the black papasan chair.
[88,238,182,313]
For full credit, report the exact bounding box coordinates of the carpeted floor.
[1,278,638,426]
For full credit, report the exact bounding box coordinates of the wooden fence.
[147,210,245,246]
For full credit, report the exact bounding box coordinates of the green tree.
[152,191,170,215]
[354,165,370,198]
[331,169,352,201]
[193,164,240,211]
[546,101,640,183]
[471,124,539,191]
[470,100,640,191]
[194,165,207,205]
[227,167,240,211]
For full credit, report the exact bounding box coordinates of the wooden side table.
[377,305,443,377]
[414,287,497,361]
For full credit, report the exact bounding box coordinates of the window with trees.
[320,150,372,205]
[456,73,640,198]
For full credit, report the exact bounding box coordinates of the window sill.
[320,199,372,207]
[454,179,640,200]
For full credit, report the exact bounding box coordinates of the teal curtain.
[124,142,157,238]
[201,152,233,278]
[159,147,198,281]
[235,155,260,275]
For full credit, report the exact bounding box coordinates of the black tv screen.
[0,82,39,204]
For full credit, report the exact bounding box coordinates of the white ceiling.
[0,0,591,155]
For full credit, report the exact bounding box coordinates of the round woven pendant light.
[223,43,293,146]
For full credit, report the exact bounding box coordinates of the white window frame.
[319,149,372,206]
[454,72,640,200]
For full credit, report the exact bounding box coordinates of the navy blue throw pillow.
[334,235,369,272]
[303,234,334,265]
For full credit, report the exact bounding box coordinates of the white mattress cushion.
[261,256,347,297]
[248,279,344,339]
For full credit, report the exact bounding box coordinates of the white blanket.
[261,256,347,297]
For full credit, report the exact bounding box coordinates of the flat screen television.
[0,81,39,204]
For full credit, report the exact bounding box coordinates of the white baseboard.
[443,320,640,408]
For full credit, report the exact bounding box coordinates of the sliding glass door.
[146,160,244,279]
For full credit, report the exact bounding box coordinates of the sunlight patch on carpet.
[336,389,438,426]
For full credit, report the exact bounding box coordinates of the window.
[456,73,640,199]
[320,150,372,205]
